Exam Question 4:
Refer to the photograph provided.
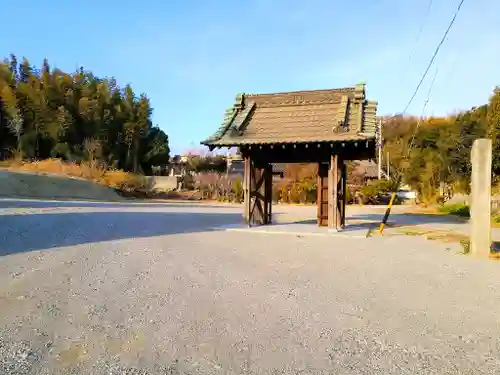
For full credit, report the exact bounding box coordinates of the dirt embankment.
[0,170,123,201]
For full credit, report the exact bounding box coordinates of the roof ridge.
[245,86,356,97]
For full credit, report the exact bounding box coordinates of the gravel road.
[1,199,500,374]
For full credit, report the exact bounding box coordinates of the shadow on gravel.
[271,215,460,232]
[348,213,467,227]
[0,211,243,256]
[0,198,238,210]
[270,219,374,232]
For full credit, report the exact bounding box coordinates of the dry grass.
[396,226,471,254]
[0,158,146,193]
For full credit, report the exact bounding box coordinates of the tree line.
[383,87,500,203]
[0,54,170,174]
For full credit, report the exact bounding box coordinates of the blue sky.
[1,0,499,154]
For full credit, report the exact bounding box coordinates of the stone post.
[470,139,492,258]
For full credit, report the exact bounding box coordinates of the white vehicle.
[397,189,417,200]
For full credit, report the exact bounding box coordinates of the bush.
[101,170,146,192]
[358,179,397,205]
[272,185,281,203]
[439,203,470,217]
[193,173,245,203]
[492,213,500,224]
[232,178,244,203]
[288,183,302,203]
[187,173,350,206]
[345,186,352,203]
[297,179,317,203]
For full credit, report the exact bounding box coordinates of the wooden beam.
[246,142,375,164]
[243,155,251,225]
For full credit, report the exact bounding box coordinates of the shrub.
[192,173,245,203]
[287,183,300,203]
[272,185,281,203]
[297,179,317,203]
[358,179,397,205]
[492,213,500,224]
[186,172,347,206]
[232,177,244,203]
[345,186,352,203]
[101,170,146,192]
[438,203,470,217]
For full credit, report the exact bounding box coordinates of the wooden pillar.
[264,164,273,224]
[243,155,251,225]
[328,155,345,230]
[340,161,347,228]
[328,155,337,228]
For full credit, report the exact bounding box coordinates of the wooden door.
[317,163,329,226]
[244,157,272,226]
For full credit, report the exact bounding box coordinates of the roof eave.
[200,134,375,148]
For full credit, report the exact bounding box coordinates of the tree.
[0,54,170,173]
[381,91,495,202]
[487,87,500,178]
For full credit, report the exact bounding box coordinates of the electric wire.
[408,0,434,64]
[401,0,466,117]
[373,0,466,235]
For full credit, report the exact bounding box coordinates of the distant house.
[351,160,379,182]
[226,154,284,178]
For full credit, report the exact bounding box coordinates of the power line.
[373,0,466,236]
[407,67,439,155]
[408,0,434,64]
[402,0,466,116]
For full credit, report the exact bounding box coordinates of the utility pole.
[387,152,390,181]
[377,118,383,180]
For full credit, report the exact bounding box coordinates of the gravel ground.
[1,199,500,374]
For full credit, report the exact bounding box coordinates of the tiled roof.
[352,160,379,178]
[227,160,285,175]
[201,84,378,147]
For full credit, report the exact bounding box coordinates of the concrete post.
[470,139,492,258]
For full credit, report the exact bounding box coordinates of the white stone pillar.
[470,139,492,258]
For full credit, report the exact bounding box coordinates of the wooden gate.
[317,163,329,226]
[243,157,272,226]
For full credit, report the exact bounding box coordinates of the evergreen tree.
[0,54,170,172]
